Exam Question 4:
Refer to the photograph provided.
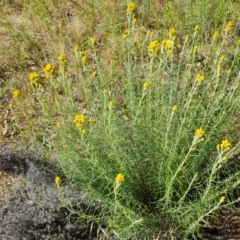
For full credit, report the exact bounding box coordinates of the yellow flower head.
[109,101,114,108]
[213,31,219,39]
[225,21,233,31]
[196,74,204,83]
[29,72,39,86]
[148,40,159,53]
[217,65,221,72]
[195,128,205,138]
[122,29,130,40]
[132,18,137,24]
[220,196,225,203]
[81,129,86,135]
[90,37,97,46]
[219,55,225,62]
[217,139,231,151]
[143,82,149,89]
[81,55,87,63]
[92,71,97,77]
[43,63,54,78]
[193,45,198,53]
[88,118,95,124]
[126,2,137,15]
[58,54,67,63]
[115,173,124,185]
[56,121,63,128]
[55,176,61,185]
[9,103,13,109]
[169,28,177,37]
[79,51,85,57]
[162,39,173,49]
[74,45,80,51]
[13,89,21,99]
[147,30,154,36]
[74,114,85,124]
[194,25,199,31]
[172,105,178,111]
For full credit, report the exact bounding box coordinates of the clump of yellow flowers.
[225,21,233,32]
[109,101,114,108]
[143,82,149,90]
[58,54,67,63]
[122,29,130,40]
[195,128,205,138]
[220,196,225,203]
[169,28,177,38]
[148,40,159,56]
[29,72,39,86]
[126,2,136,15]
[172,105,178,111]
[55,176,61,185]
[90,37,97,46]
[217,139,231,151]
[43,63,54,78]
[196,74,204,83]
[13,89,21,99]
[115,173,124,185]
[74,114,85,128]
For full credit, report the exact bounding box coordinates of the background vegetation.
[1,0,240,239]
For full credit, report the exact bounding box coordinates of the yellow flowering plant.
[8,5,240,239]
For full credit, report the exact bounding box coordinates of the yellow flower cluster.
[217,64,221,72]
[88,118,95,124]
[58,54,67,63]
[74,114,85,128]
[172,105,178,111]
[220,196,225,203]
[81,55,87,63]
[219,55,225,63]
[56,121,63,128]
[193,45,198,53]
[195,128,205,138]
[109,101,114,108]
[143,82,149,89]
[55,176,61,185]
[162,39,173,49]
[92,71,97,77]
[147,30,154,36]
[126,2,136,15]
[13,89,21,99]
[115,173,124,185]
[213,31,219,39]
[122,29,130,40]
[148,40,159,56]
[169,28,177,38]
[43,63,54,78]
[29,72,39,86]
[162,39,173,55]
[217,139,231,151]
[225,21,233,31]
[196,74,204,83]
[74,45,80,51]
[90,37,97,46]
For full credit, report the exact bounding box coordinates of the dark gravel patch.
[0,144,100,240]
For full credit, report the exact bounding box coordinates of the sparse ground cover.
[1,0,240,239]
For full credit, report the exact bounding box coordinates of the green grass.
[1,0,240,239]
